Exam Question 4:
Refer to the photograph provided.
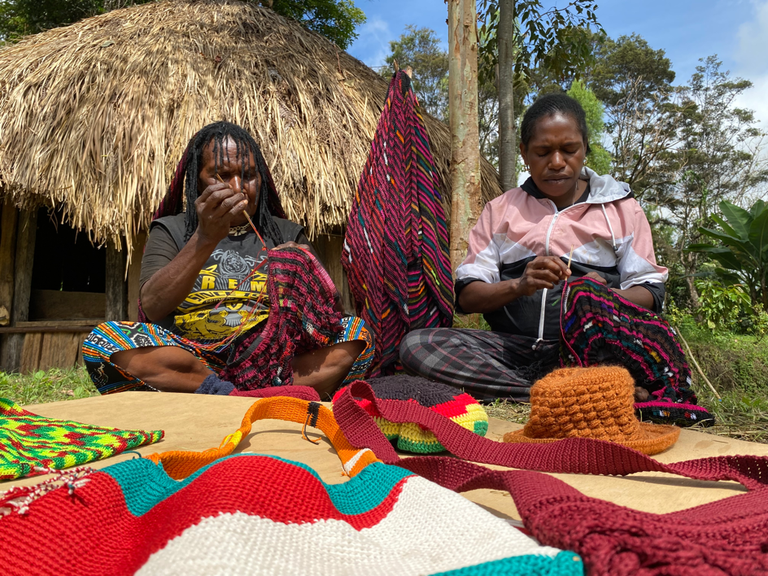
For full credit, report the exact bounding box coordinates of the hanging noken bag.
[0,397,582,576]
[332,380,768,576]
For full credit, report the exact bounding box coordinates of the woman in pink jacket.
[400,93,712,427]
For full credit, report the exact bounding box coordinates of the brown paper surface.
[4,392,766,521]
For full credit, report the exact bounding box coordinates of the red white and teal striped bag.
[0,397,582,576]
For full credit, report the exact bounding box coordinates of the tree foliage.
[566,79,610,174]
[0,0,365,48]
[585,34,679,196]
[688,199,768,310]
[477,1,603,86]
[383,26,449,121]
[271,0,364,49]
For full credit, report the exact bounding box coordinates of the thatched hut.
[0,0,501,373]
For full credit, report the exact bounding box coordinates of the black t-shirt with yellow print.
[140,214,307,344]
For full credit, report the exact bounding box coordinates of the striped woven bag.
[0,397,582,576]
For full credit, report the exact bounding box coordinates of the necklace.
[229,223,251,236]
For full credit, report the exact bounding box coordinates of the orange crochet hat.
[503,366,680,455]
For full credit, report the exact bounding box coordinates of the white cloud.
[735,0,768,75]
[735,74,768,130]
[349,16,393,70]
[734,1,768,129]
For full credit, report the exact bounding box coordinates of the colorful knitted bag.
[0,398,582,576]
[332,375,488,453]
[343,71,454,376]
[0,398,163,480]
[332,381,768,576]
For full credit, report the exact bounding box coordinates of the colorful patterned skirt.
[83,316,374,395]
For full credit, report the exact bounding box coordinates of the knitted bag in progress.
[333,375,488,453]
[0,398,582,576]
[0,398,163,480]
[220,247,344,389]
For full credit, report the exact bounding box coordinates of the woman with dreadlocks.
[83,121,373,398]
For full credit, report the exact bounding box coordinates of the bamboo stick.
[676,327,722,400]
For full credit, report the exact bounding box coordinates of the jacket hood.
[582,167,633,204]
[521,167,632,206]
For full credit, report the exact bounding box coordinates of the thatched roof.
[0,0,501,258]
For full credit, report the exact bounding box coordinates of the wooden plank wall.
[0,208,37,372]
[19,332,87,373]
[0,200,17,327]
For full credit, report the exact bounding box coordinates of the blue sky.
[347,0,768,127]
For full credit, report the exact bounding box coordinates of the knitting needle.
[566,244,574,272]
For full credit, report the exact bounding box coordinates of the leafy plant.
[687,199,768,309]
[694,278,750,330]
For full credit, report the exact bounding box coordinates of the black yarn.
[181,121,284,245]
[364,375,463,407]
[520,93,591,155]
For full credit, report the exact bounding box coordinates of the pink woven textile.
[342,71,453,376]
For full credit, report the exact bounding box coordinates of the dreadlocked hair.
[181,121,285,245]
[520,93,592,155]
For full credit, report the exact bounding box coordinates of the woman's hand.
[516,256,571,296]
[195,182,248,244]
[583,271,607,284]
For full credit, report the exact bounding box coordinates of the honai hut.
[0,0,501,374]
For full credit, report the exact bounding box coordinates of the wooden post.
[498,0,516,191]
[1,208,37,372]
[126,232,147,321]
[447,0,482,273]
[0,200,18,326]
[105,239,127,321]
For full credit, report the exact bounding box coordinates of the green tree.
[585,34,680,198]
[567,79,611,174]
[477,0,604,189]
[271,0,365,49]
[663,57,768,307]
[0,0,365,48]
[383,26,449,121]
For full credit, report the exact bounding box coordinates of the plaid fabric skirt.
[83,316,374,395]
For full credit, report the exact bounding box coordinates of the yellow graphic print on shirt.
[173,249,269,342]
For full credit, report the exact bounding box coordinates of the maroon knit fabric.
[333,381,768,574]
[219,248,343,389]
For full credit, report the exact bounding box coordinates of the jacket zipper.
[538,199,582,342]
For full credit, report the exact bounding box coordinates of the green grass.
[0,367,99,405]
[677,321,768,443]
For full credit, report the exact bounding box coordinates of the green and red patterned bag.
[0,398,163,480]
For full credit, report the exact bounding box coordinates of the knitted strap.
[333,381,768,490]
[147,397,379,480]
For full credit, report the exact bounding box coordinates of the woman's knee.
[111,346,208,380]
[399,329,446,374]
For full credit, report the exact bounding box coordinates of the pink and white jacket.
[455,168,668,341]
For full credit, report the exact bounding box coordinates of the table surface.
[5,392,766,521]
